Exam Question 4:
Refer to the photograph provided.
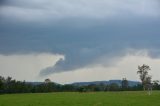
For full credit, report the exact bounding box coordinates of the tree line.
[0,64,159,94]
[0,77,159,94]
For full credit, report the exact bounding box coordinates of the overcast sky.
[0,0,160,84]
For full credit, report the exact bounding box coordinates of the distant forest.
[0,76,160,94]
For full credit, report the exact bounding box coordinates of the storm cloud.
[0,0,160,77]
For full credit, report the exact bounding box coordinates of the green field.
[0,91,160,106]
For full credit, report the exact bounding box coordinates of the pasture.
[0,91,160,106]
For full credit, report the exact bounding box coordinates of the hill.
[71,80,140,87]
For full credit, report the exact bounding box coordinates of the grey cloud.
[1,19,160,76]
[0,0,160,76]
[0,0,160,22]
[0,20,160,76]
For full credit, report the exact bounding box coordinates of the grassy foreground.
[0,91,160,106]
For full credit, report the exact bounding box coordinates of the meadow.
[0,91,160,106]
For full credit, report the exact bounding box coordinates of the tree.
[0,76,5,93]
[153,80,159,90]
[121,78,128,91]
[109,83,120,91]
[42,78,54,92]
[145,75,152,84]
[78,86,87,92]
[137,64,151,90]
[44,78,51,83]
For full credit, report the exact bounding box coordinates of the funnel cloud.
[0,0,160,81]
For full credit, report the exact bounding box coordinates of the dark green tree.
[0,76,5,93]
[153,80,159,90]
[109,83,120,91]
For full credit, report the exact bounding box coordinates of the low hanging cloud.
[1,20,160,77]
[0,53,64,81]
[0,0,160,81]
[39,48,160,77]
[47,49,160,84]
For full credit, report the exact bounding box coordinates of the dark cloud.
[0,0,6,5]
[1,18,160,76]
[0,0,160,76]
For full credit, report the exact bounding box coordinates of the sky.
[0,0,160,84]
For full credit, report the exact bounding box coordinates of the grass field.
[0,91,160,106]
